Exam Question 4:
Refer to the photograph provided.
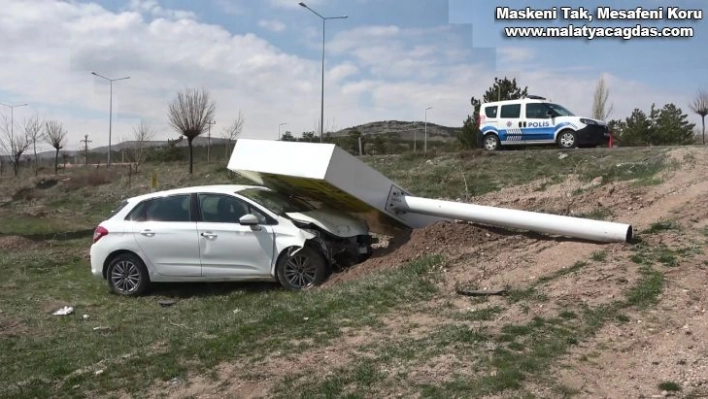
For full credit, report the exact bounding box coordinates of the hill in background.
[329,120,460,142]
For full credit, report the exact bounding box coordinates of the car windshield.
[237,188,315,216]
[546,103,575,116]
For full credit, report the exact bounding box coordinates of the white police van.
[478,95,611,151]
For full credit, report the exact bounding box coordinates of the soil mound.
[0,235,42,251]
[324,221,506,287]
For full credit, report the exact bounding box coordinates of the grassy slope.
[0,146,684,398]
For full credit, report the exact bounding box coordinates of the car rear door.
[498,103,523,144]
[195,193,276,278]
[130,193,202,277]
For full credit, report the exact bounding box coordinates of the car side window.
[125,199,153,221]
[500,104,521,118]
[198,194,268,224]
[144,194,192,222]
[525,103,548,119]
[484,106,498,118]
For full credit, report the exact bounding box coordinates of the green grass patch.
[0,241,445,399]
[623,266,664,309]
[591,251,608,262]
[644,220,680,234]
[363,147,668,199]
[658,381,682,392]
[575,208,614,221]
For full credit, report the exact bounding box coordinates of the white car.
[89,184,375,296]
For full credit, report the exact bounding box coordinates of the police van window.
[500,104,520,118]
[484,106,498,118]
[546,103,575,117]
[525,103,548,119]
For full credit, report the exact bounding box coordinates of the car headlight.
[579,118,597,125]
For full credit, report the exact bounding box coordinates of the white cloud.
[0,0,697,152]
[497,47,534,64]
[212,0,242,15]
[258,19,287,32]
[127,0,197,20]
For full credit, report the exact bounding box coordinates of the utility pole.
[278,122,287,140]
[206,120,215,163]
[91,71,130,167]
[80,134,92,165]
[424,106,432,153]
[298,2,348,142]
[0,102,28,141]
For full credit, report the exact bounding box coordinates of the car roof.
[126,184,269,203]
[482,98,549,107]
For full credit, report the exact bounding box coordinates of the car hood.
[285,208,368,238]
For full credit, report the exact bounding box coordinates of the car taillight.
[93,226,108,243]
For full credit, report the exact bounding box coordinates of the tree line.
[0,88,245,177]
[0,114,70,177]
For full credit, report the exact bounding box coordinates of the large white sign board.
[227,139,445,236]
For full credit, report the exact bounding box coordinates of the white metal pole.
[320,18,325,143]
[393,195,632,243]
[108,80,113,166]
[424,107,432,153]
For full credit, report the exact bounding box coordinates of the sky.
[0,0,706,152]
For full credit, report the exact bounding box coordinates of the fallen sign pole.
[227,139,633,243]
[386,192,632,243]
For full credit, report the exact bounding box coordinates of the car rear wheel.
[276,246,328,290]
[557,130,577,149]
[107,253,150,297]
[483,134,501,151]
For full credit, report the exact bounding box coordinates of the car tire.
[557,130,577,149]
[483,134,501,151]
[276,246,329,290]
[106,253,150,297]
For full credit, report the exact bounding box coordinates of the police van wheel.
[557,130,577,149]
[483,134,501,151]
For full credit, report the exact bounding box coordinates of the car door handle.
[201,232,218,238]
[139,229,155,237]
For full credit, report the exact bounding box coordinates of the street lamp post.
[91,71,130,166]
[206,120,215,162]
[424,107,432,153]
[298,2,347,143]
[278,122,287,140]
[0,102,28,140]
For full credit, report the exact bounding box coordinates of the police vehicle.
[478,95,611,151]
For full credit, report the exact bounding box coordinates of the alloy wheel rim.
[111,260,141,293]
[484,137,497,150]
[284,255,317,288]
[560,133,574,147]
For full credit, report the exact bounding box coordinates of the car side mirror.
[239,214,259,226]
[546,111,554,118]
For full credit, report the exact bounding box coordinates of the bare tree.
[126,121,155,173]
[24,113,44,175]
[167,87,216,174]
[44,120,67,174]
[592,76,614,120]
[689,89,708,145]
[221,111,245,159]
[0,113,31,176]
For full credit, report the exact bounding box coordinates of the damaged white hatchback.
[89,184,375,296]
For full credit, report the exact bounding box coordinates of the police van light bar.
[525,95,547,100]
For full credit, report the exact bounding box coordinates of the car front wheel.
[483,134,501,151]
[276,246,328,290]
[107,253,150,297]
[557,130,577,149]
